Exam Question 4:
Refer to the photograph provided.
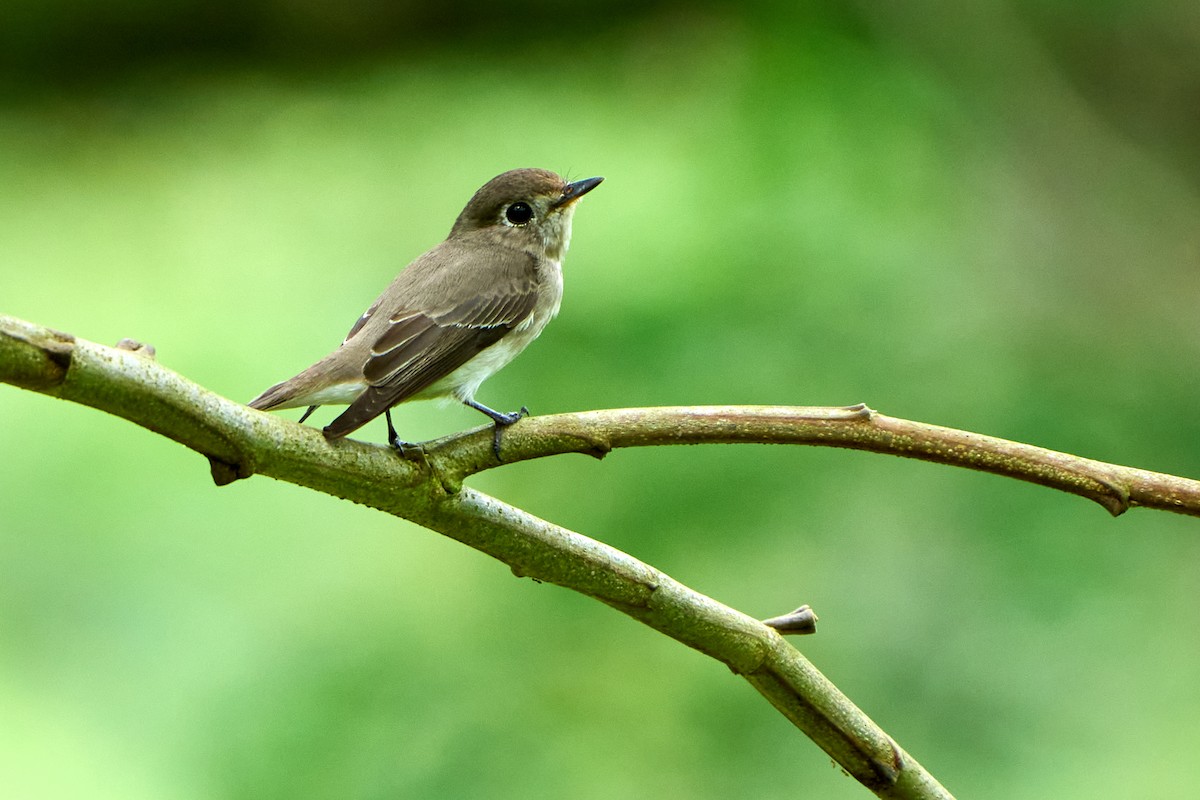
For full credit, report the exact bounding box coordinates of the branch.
[426,407,1200,518]
[17,312,1194,798]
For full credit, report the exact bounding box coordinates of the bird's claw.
[490,407,529,460]
[494,406,530,426]
[390,436,426,461]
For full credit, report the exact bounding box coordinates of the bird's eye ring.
[505,202,533,225]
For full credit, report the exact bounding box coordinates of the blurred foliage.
[2,1,1200,798]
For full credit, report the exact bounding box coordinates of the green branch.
[19,311,1200,798]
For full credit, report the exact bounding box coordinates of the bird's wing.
[342,298,379,343]
[322,249,539,439]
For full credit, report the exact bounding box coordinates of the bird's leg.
[463,399,529,460]
[465,400,529,426]
[297,405,319,424]
[385,409,423,459]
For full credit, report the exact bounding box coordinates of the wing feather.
[322,249,540,440]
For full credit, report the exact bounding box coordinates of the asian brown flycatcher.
[248,168,603,454]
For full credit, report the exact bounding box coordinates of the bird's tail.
[247,376,307,411]
[247,358,336,412]
[247,346,368,417]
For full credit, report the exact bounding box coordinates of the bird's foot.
[489,407,530,461]
[389,435,427,461]
[383,409,425,460]
[491,405,530,426]
[462,400,529,460]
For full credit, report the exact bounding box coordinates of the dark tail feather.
[322,385,393,441]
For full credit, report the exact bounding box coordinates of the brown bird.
[248,168,603,455]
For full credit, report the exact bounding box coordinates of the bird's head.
[450,168,603,262]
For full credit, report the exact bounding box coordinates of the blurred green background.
[3,1,1200,797]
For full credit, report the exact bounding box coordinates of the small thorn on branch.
[115,338,156,359]
[840,402,875,419]
[762,605,819,635]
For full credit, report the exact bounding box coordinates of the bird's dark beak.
[553,176,604,209]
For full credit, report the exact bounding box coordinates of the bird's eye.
[505,202,533,225]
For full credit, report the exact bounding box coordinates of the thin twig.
[425,406,1200,517]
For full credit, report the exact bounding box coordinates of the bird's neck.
[539,207,576,263]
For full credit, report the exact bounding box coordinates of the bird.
[248,167,603,457]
